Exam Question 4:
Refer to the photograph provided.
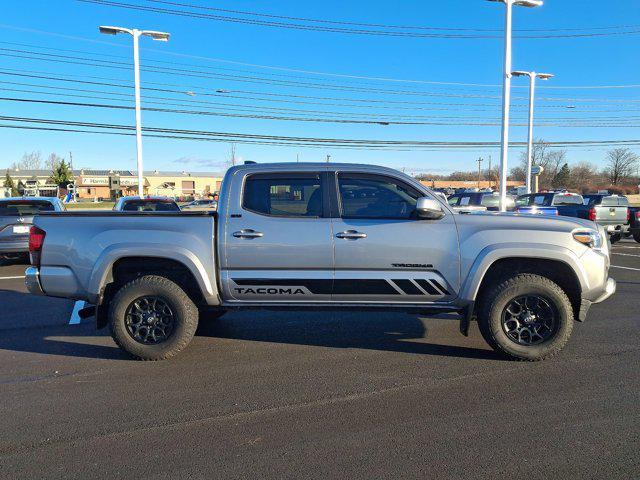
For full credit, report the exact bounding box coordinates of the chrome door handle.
[233,229,264,239]
[336,230,367,239]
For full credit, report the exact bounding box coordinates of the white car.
[181,199,218,212]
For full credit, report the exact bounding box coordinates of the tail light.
[627,209,631,223]
[588,208,597,221]
[29,226,46,268]
[636,211,640,221]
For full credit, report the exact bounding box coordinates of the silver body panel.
[27,163,614,315]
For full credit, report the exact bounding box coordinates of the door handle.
[336,230,367,240]
[233,229,264,239]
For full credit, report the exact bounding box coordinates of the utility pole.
[477,157,484,188]
[230,143,236,166]
[326,154,331,163]
[296,153,299,163]
[488,155,492,189]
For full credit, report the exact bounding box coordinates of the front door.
[221,171,334,303]
[331,172,460,304]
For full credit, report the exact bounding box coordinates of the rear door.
[220,171,334,303]
[330,172,460,304]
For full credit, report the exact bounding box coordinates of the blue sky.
[1,0,639,175]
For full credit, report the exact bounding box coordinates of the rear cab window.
[0,200,55,216]
[552,194,584,206]
[242,173,324,217]
[122,200,180,212]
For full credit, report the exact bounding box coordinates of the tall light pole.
[488,0,543,211]
[512,71,554,193]
[99,26,170,197]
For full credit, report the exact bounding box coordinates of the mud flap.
[460,304,474,337]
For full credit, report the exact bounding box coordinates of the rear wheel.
[634,232,640,244]
[478,274,574,361]
[610,233,622,245]
[109,275,199,360]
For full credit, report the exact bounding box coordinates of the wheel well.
[96,257,205,329]
[475,258,582,320]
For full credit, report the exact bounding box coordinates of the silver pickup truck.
[25,163,616,361]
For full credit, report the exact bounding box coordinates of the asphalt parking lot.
[0,241,638,479]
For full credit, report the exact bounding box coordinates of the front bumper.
[578,277,616,321]
[25,266,45,296]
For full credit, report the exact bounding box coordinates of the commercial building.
[1,168,225,200]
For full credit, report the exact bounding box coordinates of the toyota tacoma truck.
[25,163,617,361]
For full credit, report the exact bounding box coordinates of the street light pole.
[99,26,170,197]
[512,71,554,193]
[488,0,543,211]
[132,30,144,198]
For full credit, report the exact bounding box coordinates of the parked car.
[627,206,640,243]
[447,192,516,212]
[0,197,65,261]
[515,192,585,216]
[181,199,218,212]
[113,196,181,212]
[26,162,616,362]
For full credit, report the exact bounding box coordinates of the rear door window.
[243,173,323,217]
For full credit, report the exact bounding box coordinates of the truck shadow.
[197,310,501,360]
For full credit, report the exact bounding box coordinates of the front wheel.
[478,274,574,361]
[109,275,199,360]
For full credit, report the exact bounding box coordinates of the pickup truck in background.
[25,163,616,362]
[447,192,516,213]
[113,196,181,212]
[0,197,65,261]
[581,194,629,244]
[517,192,629,243]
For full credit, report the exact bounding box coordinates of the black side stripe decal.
[391,279,423,296]
[430,279,451,295]
[415,279,440,295]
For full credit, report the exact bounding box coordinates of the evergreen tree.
[552,163,571,189]
[3,172,19,196]
[49,159,74,187]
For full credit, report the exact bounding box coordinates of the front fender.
[459,243,588,303]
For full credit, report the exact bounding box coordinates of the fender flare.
[87,243,218,304]
[459,242,588,304]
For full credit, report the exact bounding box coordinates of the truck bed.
[32,211,219,304]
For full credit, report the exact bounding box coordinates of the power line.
[1,96,638,128]
[2,115,640,149]
[77,0,640,39]
[2,48,638,105]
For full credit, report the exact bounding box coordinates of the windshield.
[0,201,55,216]
[122,200,180,212]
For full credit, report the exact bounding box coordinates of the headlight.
[573,229,603,249]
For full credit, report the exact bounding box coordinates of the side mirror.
[416,197,445,220]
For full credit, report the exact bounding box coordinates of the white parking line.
[68,301,85,325]
[0,276,25,280]
[611,265,640,272]
[612,252,640,258]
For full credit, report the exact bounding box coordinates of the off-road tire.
[109,275,199,360]
[633,232,640,244]
[477,274,574,362]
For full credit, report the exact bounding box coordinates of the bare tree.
[569,161,598,190]
[11,151,43,170]
[604,148,639,185]
[46,153,65,171]
[518,140,567,189]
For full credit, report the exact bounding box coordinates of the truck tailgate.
[595,205,627,224]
